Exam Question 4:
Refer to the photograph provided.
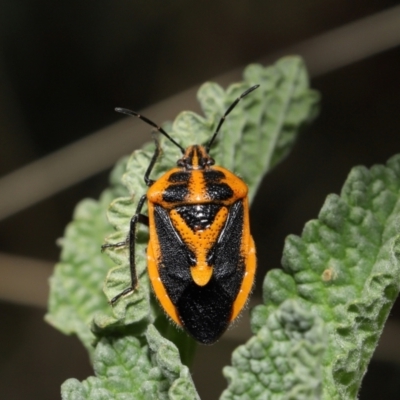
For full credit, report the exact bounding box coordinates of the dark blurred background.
[1,1,400,399]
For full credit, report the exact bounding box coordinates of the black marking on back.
[168,172,190,183]
[206,182,234,201]
[162,183,189,203]
[154,205,195,281]
[203,170,225,182]
[207,200,245,295]
[155,200,245,344]
[175,204,222,231]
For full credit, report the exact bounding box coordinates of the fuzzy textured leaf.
[244,155,400,399]
[61,325,198,400]
[221,299,326,400]
[46,158,129,353]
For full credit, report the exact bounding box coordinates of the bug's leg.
[144,133,162,187]
[110,194,148,305]
[105,136,159,305]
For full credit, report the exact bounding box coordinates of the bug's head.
[177,145,215,170]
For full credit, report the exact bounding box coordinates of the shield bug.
[103,85,259,344]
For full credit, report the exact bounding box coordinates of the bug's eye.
[177,159,185,167]
[207,158,215,166]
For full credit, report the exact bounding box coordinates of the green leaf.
[45,157,130,354]
[242,155,400,399]
[100,57,319,354]
[221,299,326,400]
[145,325,200,400]
[61,325,198,400]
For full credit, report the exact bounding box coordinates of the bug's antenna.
[115,108,185,154]
[206,84,260,153]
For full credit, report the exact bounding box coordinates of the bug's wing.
[207,200,245,296]
[153,205,194,302]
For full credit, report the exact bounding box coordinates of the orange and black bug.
[102,85,259,344]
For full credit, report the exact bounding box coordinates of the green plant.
[46,56,400,399]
